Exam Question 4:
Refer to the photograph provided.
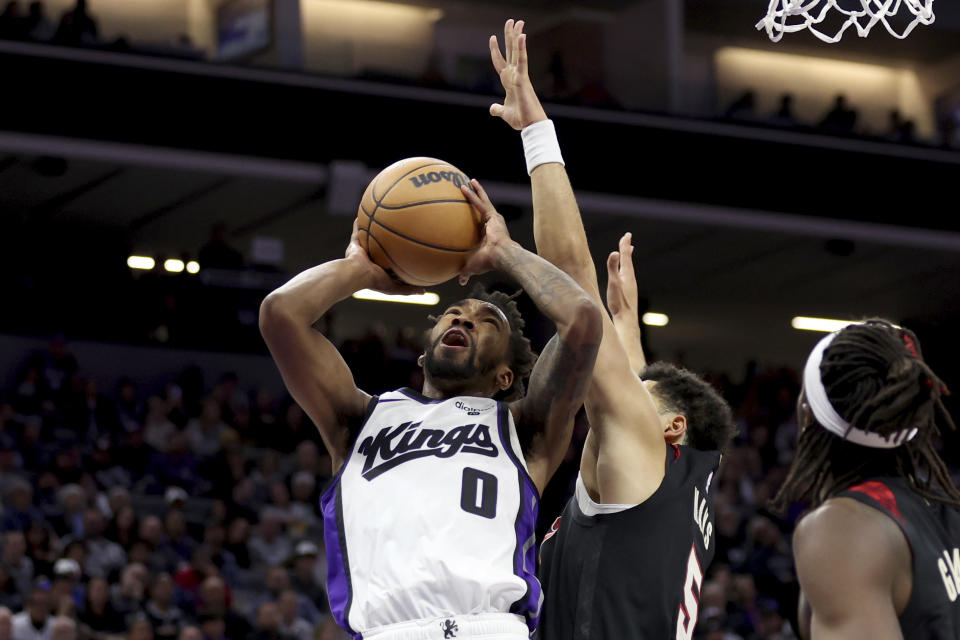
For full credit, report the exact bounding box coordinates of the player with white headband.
[773,319,960,639]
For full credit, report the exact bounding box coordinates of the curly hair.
[428,285,537,402]
[772,319,959,511]
[640,362,737,453]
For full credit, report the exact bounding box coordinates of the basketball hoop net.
[756,0,935,43]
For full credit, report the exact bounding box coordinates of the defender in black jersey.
[774,320,960,639]
[485,20,737,639]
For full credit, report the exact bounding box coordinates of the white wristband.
[521,119,564,176]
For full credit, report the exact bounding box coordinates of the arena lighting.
[127,255,155,270]
[642,312,669,327]
[353,289,440,306]
[791,316,861,332]
[164,259,185,273]
[186,261,200,274]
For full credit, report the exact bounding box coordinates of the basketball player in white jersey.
[487,21,736,639]
[259,189,603,640]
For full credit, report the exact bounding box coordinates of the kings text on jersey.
[357,421,499,481]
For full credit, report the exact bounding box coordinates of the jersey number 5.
[460,467,497,519]
[675,545,703,640]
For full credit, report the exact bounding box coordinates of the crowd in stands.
[721,90,943,146]
[0,0,98,48]
[0,0,201,58]
[0,328,841,640]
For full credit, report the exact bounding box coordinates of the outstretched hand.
[458,179,514,285]
[606,232,639,323]
[345,219,426,295]
[489,19,548,130]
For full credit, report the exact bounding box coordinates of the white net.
[756,0,935,43]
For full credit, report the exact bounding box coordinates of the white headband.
[803,331,918,449]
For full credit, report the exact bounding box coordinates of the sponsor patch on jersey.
[455,400,495,416]
[356,421,499,480]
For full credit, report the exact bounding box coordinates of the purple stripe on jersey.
[321,473,361,638]
[496,404,543,632]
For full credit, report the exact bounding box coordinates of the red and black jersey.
[536,444,721,640]
[837,477,960,640]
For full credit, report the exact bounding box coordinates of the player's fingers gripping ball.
[356,157,483,286]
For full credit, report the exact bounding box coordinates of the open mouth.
[441,328,469,348]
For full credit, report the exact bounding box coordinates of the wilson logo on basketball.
[356,421,498,481]
[408,171,470,189]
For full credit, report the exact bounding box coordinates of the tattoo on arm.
[521,334,600,452]
[494,243,586,327]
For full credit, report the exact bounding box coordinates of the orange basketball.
[356,157,482,286]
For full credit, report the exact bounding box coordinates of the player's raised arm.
[459,180,602,494]
[489,19,666,501]
[606,233,647,373]
[259,221,423,471]
[488,20,596,293]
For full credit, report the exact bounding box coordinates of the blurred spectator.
[110,563,148,618]
[127,615,154,640]
[223,520,252,571]
[144,397,176,453]
[77,576,125,638]
[726,91,757,121]
[161,510,196,568]
[49,559,82,617]
[198,526,237,587]
[115,379,142,434]
[137,517,173,574]
[276,590,311,640]
[198,224,243,271]
[106,505,138,550]
[768,94,797,129]
[248,603,292,640]
[11,585,53,640]
[250,390,277,446]
[60,542,86,576]
[194,577,249,640]
[40,337,77,401]
[248,510,291,570]
[53,0,97,47]
[146,432,200,495]
[0,567,22,612]
[23,523,56,581]
[273,405,323,456]
[250,452,283,506]
[289,542,326,615]
[819,95,857,134]
[2,479,43,533]
[185,399,226,460]
[1,532,33,598]
[143,574,183,640]
[253,569,319,626]
[51,485,86,539]
[176,627,200,640]
[887,109,916,144]
[287,472,319,533]
[80,509,126,579]
[24,2,53,42]
[47,618,74,640]
[195,615,224,640]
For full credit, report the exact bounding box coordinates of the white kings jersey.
[320,388,542,639]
